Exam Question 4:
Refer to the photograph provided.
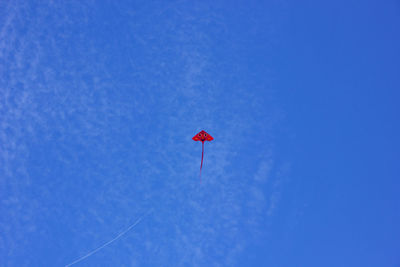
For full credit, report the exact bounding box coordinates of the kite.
[192,130,213,182]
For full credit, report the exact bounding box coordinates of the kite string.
[65,209,152,267]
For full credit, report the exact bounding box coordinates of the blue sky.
[1,1,399,266]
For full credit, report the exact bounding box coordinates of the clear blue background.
[1,1,399,266]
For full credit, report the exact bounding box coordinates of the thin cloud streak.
[0,1,285,266]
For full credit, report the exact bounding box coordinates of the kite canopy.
[192,130,214,142]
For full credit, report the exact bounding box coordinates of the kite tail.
[200,141,204,183]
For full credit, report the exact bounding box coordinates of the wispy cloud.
[1,1,285,266]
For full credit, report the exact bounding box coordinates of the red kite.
[192,130,213,182]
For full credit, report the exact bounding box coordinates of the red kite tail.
[200,141,204,183]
